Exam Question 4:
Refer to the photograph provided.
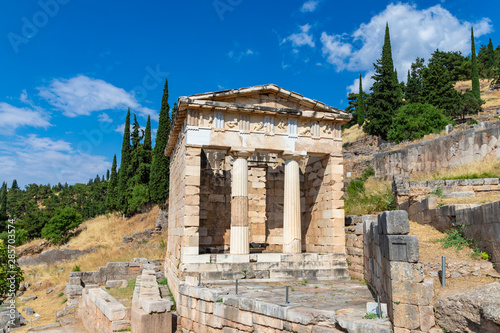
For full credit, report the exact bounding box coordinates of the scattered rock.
[142,228,152,238]
[18,248,97,266]
[155,209,168,231]
[133,232,145,240]
[59,317,76,326]
[25,308,34,315]
[435,282,500,333]
[106,280,127,289]
[19,284,26,292]
[21,295,37,302]
[123,235,133,243]
[46,288,53,295]
[36,281,42,285]
[24,282,30,289]
[56,305,74,319]
[452,272,461,278]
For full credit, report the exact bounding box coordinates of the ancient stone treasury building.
[164,84,351,295]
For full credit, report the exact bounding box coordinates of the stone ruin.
[163,84,351,290]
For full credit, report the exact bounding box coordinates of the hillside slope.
[13,206,167,332]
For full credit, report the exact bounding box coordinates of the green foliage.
[72,264,81,272]
[118,109,132,213]
[364,23,404,139]
[57,292,64,297]
[433,172,499,180]
[431,187,444,198]
[0,241,24,305]
[357,74,365,126]
[344,168,395,216]
[466,118,479,125]
[150,79,173,206]
[128,184,150,214]
[422,50,464,118]
[405,58,426,104]
[437,226,473,251]
[387,103,451,143]
[460,91,482,120]
[471,28,481,101]
[157,278,168,285]
[363,313,379,319]
[106,155,119,211]
[345,90,369,128]
[41,207,83,244]
[0,182,7,227]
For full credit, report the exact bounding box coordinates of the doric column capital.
[230,148,255,159]
[282,150,307,161]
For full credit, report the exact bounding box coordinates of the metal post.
[285,286,290,304]
[377,296,382,318]
[442,256,446,287]
[198,273,201,286]
[235,279,238,295]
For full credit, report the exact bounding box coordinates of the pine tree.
[150,79,172,206]
[117,109,131,212]
[364,23,403,139]
[106,155,118,210]
[471,27,481,100]
[406,57,425,104]
[357,74,365,126]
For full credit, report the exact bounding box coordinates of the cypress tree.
[150,79,172,206]
[364,23,403,139]
[471,27,481,100]
[0,182,8,222]
[357,74,365,126]
[106,155,118,210]
[117,109,131,212]
[106,169,110,181]
[406,57,425,104]
[144,116,152,152]
[11,179,19,190]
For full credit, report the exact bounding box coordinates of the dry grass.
[409,221,498,300]
[14,206,167,332]
[342,124,367,144]
[410,158,500,181]
[438,192,500,206]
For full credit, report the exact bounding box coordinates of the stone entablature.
[164,85,350,284]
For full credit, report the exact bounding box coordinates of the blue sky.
[0,0,498,187]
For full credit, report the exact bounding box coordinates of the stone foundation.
[80,286,131,333]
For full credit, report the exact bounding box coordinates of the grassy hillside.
[14,206,166,332]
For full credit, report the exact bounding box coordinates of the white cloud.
[320,3,492,86]
[228,49,256,62]
[0,135,110,187]
[0,102,51,133]
[301,0,319,13]
[98,113,113,123]
[38,75,158,120]
[283,24,315,48]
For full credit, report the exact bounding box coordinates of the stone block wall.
[373,122,500,179]
[393,177,500,208]
[79,287,131,333]
[345,215,374,280]
[303,155,345,253]
[363,211,437,332]
[456,201,500,271]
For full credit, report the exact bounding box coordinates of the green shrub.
[466,118,479,125]
[388,103,451,143]
[72,264,81,272]
[433,172,500,180]
[57,292,64,297]
[437,226,473,251]
[41,207,82,244]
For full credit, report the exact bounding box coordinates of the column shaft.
[230,154,250,254]
[283,158,302,254]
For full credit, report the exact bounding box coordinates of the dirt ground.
[409,221,499,300]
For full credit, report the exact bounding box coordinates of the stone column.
[283,152,304,254]
[230,149,254,255]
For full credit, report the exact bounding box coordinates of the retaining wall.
[393,177,500,208]
[373,122,500,179]
[79,286,131,333]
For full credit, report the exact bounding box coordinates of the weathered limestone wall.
[303,155,345,253]
[131,270,172,333]
[393,177,500,208]
[166,135,188,283]
[199,149,231,251]
[373,123,500,179]
[345,215,372,280]
[79,287,131,333]
[363,211,437,332]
